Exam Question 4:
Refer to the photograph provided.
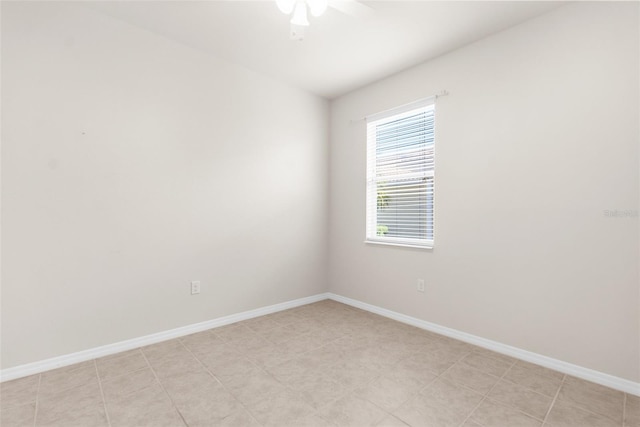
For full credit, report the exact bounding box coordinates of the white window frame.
[365,98,435,249]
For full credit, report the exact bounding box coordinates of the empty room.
[1,1,638,426]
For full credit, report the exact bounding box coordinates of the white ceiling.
[89,1,564,99]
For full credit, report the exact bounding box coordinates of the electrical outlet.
[191,280,201,295]
[417,279,425,293]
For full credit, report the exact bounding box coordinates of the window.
[366,98,435,248]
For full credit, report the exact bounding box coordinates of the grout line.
[93,360,112,427]
[231,307,404,417]
[622,392,627,427]
[189,304,349,414]
[138,348,190,427]
[313,313,471,417]
[540,375,627,426]
[497,373,563,400]
[456,359,518,427]
[177,339,264,426]
[381,348,475,425]
[541,374,566,426]
[32,374,42,427]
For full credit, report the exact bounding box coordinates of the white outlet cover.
[191,280,201,295]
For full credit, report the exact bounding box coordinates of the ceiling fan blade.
[328,0,375,18]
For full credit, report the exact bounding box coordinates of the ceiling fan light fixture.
[290,2,310,26]
[276,0,296,15]
[307,0,328,17]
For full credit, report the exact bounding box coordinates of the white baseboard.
[327,293,640,396]
[0,293,330,383]
[3,291,638,397]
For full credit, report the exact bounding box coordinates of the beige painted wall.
[329,2,640,382]
[1,2,328,369]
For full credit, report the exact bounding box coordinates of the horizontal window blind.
[366,99,435,248]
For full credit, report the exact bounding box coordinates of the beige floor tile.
[207,357,261,384]
[393,380,482,427]
[100,368,158,402]
[146,350,204,379]
[503,363,563,397]
[267,355,324,384]
[430,345,472,364]
[441,363,501,395]
[487,379,552,420]
[36,403,108,427]
[141,339,185,361]
[227,334,273,354]
[332,335,368,352]
[0,402,35,427]
[261,325,301,345]
[377,343,421,363]
[275,318,320,335]
[427,336,475,354]
[225,371,286,406]
[394,401,460,427]
[213,323,257,342]
[470,398,542,427]
[311,325,346,342]
[264,310,303,325]
[396,350,455,376]
[193,342,245,369]
[179,331,225,355]
[383,359,438,392]
[0,375,39,409]
[295,412,337,426]
[38,362,98,398]
[626,394,640,427]
[318,394,388,427]
[37,381,104,421]
[546,399,619,427]
[421,379,484,411]
[210,409,261,427]
[168,377,242,426]
[291,372,349,409]
[393,379,482,427]
[106,383,185,427]
[96,350,148,380]
[376,414,410,426]
[356,375,418,412]
[349,348,402,372]
[327,360,380,391]
[246,387,315,426]
[306,343,349,368]
[514,360,564,380]
[558,376,624,423]
[247,344,292,369]
[160,370,227,406]
[470,348,517,365]
[278,333,326,356]
[460,353,514,377]
[239,316,282,333]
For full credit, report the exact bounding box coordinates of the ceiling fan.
[276,0,374,40]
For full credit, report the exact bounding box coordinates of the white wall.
[1,2,328,369]
[329,2,639,382]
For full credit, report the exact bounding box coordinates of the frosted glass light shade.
[290,2,310,26]
[276,0,296,14]
[307,0,328,17]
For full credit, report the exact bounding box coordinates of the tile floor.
[0,300,638,427]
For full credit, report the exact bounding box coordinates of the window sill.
[364,239,433,250]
